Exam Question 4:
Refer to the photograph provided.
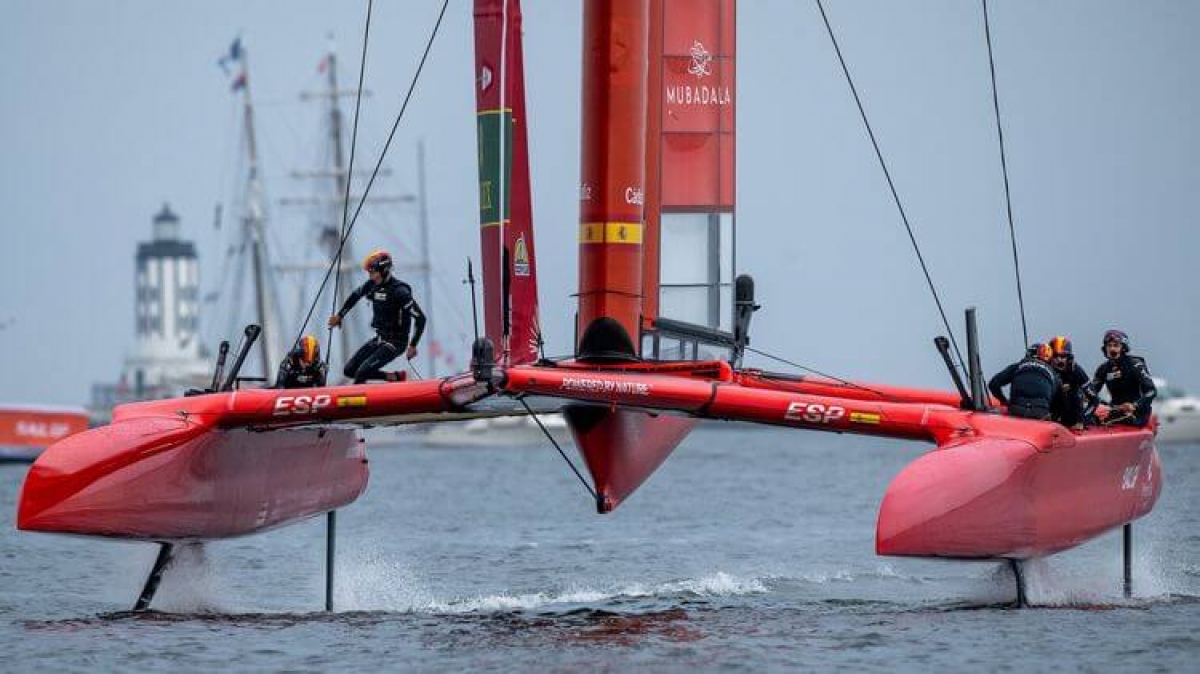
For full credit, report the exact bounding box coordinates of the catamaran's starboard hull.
[17,416,365,540]
[876,426,1161,559]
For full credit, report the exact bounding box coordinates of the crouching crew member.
[1046,335,1094,429]
[1086,329,1156,427]
[275,335,327,388]
[328,249,426,384]
[988,343,1060,420]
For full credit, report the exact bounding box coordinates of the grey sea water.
[2,426,1198,671]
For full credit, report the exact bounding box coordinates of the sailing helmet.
[1048,335,1073,359]
[1034,343,1054,363]
[1102,329,1130,354]
[1026,342,1045,358]
[293,335,321,366]
[362,249,393,275]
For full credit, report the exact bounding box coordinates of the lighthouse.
[123,204,210,396]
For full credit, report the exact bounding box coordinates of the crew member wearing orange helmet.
[1045,335,1094,429]
[328,250,426,384]
[988,343,1061,420]
[275,335,327,388]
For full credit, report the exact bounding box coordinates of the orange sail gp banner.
[643,0,735,326]
[0,406,89,447]
[473,0,542,365]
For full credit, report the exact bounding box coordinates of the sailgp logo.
[688,40,713,78]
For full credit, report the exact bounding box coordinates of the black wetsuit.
[1050,361,1094,427]
[1086,354,1157,427]
[275,357,327,389]
[337,275,427,383]
[988,357,1061,421]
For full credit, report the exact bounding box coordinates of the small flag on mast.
[217,37,243,75]
[218,36,247,92]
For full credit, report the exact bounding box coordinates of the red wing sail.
[642,0,736,351]
[473,0,541,365]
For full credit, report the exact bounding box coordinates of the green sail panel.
[476,109,514,228]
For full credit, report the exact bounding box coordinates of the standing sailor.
[1086,329,1157,427]
[988,343,1061,420]
[328,249,426,383]
[275,335,327,388]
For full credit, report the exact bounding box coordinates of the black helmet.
[1102,329,1130,354]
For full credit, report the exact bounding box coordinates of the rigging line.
[517,397,598,501]
[744,345,901,402]
[290,0,451,355]
[325,0,374,369]
[815,0,968,375]
[982,0,1029,347]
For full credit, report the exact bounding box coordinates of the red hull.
[19,419,364,540]
[17,376,487,540]
[876,423,1161,559]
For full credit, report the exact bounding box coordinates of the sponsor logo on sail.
[688,40,713,78]
[625,186,644,206]
[513,233,531,277]
[666,84,733,107]
[665,39,732,108]
[479,64,493,91]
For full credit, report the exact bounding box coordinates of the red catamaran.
[17,0,1160,611]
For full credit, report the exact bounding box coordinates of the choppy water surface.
[3,427,1199,670]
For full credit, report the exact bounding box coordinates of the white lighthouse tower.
[122,204,210,396]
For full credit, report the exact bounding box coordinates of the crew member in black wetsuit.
[1085,329,1157,427]
[988,343,1060,420]
[1046,335,1094,429]
[328,249,426,384]
[275,335,327,388]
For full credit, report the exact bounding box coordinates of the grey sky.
[2,1,1197,407]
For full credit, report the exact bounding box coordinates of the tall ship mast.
[232,42,283,376]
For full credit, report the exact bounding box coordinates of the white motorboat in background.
[423,413,573,448]
[1153,378,1200,444]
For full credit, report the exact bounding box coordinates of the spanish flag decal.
[336,395,368,409]
[849,411,882,425]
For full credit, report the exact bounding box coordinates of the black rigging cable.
[290,0,451,354]
[744,346,900,402]
[815,0,967,374]
[324,0,374,369]
[981,0,1029,346]
[518,397,598,501]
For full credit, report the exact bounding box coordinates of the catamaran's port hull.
[17,417,365,540]
[876,427,1161,560]
[16,376,488,540]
